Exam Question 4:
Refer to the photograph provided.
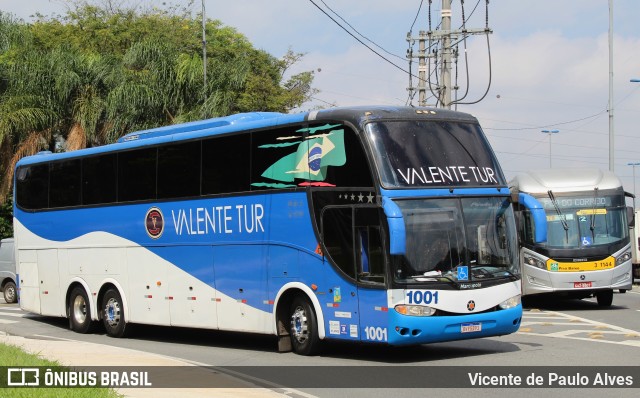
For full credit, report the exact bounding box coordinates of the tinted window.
[322,126,373,187]
[49,159,81,208]
[202,134,250,195]
[158,141,201,199]
[251,127,305,191]
[118,148,156,202]
[16,164,49,210]
[365,120,505,188]
[322,207,355,279]
[250,124,370,190]
[83,154,117,205]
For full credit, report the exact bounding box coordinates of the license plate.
[461,322,482,333]
[574,281,592,288]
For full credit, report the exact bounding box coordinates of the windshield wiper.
[548,190,570,242]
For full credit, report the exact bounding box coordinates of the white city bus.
[510,169,634,306]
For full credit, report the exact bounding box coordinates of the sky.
[1,0,640,198]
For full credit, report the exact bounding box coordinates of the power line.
[318,0,406,62]
[307,0,412,77]
[484,110,607,131]
[409,0,425,33]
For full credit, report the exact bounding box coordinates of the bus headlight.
[498,295,521,310]
[616,251,631,266]
[394,305,436,317]
[523,253,546,270]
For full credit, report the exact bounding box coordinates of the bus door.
[354,208,389,344]
[320,207,387,342]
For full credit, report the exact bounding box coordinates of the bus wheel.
[69,287,93,333]
[596,290,613,307]
[289,296,320,356]
[102,288,127,338]
[3,281,17,304]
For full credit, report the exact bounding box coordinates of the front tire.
[3,281,17,304]
[596,290,613,307]
[289,296,320,356]
[102,288,127,337]
[69,287,93,333]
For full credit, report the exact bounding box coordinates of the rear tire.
[596,290,613,307]
[102,288,127,337]
[69,287,93,333]
[289,296,321,356]
[3,281,17,304]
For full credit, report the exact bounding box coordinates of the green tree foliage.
[0,0,318,220]
[0,0,316,234]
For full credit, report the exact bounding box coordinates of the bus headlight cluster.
[616,251,632,266]
[498,295,521,310]
[523,253,546,270]
[394,305,436,317]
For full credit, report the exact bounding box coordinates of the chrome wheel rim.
[72,295,87,323]
[290,305,309,344]
[104,297,121,327]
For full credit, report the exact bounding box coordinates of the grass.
[0,342,122,398]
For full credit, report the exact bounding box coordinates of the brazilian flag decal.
[257,127,346,185]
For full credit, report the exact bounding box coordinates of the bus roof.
[509,168,624,194]
[16,106,479,167]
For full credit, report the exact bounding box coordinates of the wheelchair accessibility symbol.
[457,266,469,281]
[581,236,592,246]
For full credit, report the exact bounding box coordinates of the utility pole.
[418,33,427,106]
[407,0,490,109]
[440,0,452,108]
[608,0,614,172]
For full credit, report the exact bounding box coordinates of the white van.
[0,238,17,303]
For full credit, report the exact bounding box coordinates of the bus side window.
[50,159,81,208]
[16,164,50,210]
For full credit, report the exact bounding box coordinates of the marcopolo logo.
[467,300,476,311]
[145,207,164,239]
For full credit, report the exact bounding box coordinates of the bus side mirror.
[627,206,635,227]
[518,193,547,244]
[382,198,406,255]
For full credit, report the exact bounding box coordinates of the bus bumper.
[386,304,522,346]
[522,262,633,295]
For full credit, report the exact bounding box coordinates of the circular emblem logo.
[467,300,476,311]
[145,207,164,239]
[580,274,586,280]
[308,147,323,172]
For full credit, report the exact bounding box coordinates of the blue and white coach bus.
[14,106,533,355]
[510,169,634,306]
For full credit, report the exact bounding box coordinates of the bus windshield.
[533,190,629,248]
[365,120,505,188]
[393,197,519,285]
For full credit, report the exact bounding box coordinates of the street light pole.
[541,129,559,168]
[628,163,640,199]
